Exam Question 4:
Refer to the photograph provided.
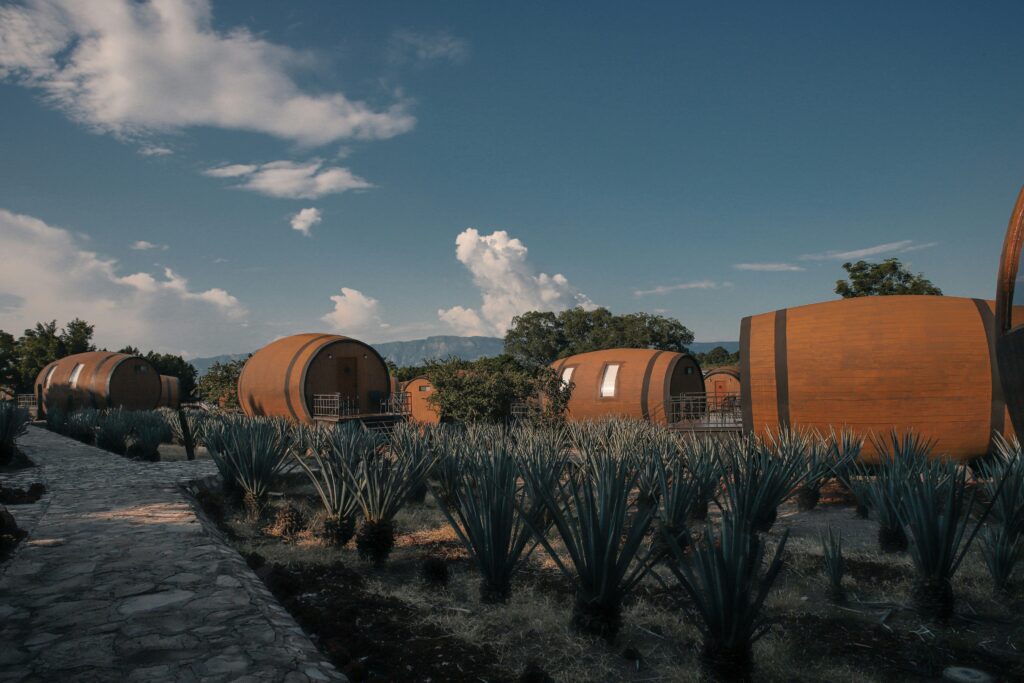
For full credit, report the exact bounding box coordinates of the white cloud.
[633,280,724,297]
[130,240,167,251]
[732,262,805,272]
[138,145,172,156]
[389,29,469,65]
[290,208,322,237]
[322,287,382,334]
[438,228,593,336]
[0,0,415,146]
[204,159,371,199]
[799,240,938,261]
[0,208,247,356]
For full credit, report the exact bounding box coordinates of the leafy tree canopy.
[835,258,942,298]
[118,346,198,400]
[694,345,739,368]
[7,318,96,391]
[196,356,249,410]
[504,307,695,367]
[423,354,570,425]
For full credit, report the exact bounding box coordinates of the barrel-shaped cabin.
[741,295,1016,462]
[403,376,441,424]
[237,333,392,423]
[552,349,704,425]
[156,375,181,409]
[36,352,162,414]
[704,367,741,410]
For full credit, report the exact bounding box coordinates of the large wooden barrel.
[237,333,392,423]
[740,296,1015,461]
[35,352,161,414]
[553,348,704,425]
[403,376,441,424]
[156,375,181,409]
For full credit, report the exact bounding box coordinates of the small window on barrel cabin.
[68,363,85,388]
[419,385,430,392]
[600,364,619,398]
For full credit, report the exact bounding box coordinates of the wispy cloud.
[0,0,415,146]
[800,240,938,261]
[633,280,728,297]
[203,159,371,199]
[138,145,173,157]
[732,263,805,272]
[130,240,168,251]
[389,29,469,65]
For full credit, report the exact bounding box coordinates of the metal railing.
[16,394,37,418]
[669,390,742,429]
[312,394,360,419]
[381,391,411,416]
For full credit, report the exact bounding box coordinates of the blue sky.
[2,0,1023,357]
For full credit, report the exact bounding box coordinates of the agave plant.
[792,435,834,511]
[661,512,790,681]
[166,408,207,460]
[436,439,557,602]
[63,408,99,444]
[0,402,30,466]
[523,451,657,640]
[95,410,133,456]
[830,431,871,518]
[390,422,434,503]
[127,421,165,461]
[980,523,1023,595]
[205,418,293,518]
[720,431,807,533]
[820,525,845,603]
[651,448,700,558]
[680,435,722,521]
[897,460,1003,619]
[865,431,935,553]
[45,405,67,435]
[979,435,1024,541]
[348,441,436,565]
[293,423,372,546]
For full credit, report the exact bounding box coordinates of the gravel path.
[0,426,345,683]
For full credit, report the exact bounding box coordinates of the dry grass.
[215,485,1024,682]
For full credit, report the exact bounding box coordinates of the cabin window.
[600,364,620,398]
[68,363,85,388]
[561,366,575,385]
[135,364,148,374]
[419,385,431,392]
[43,365,57,388]
[685,367,694,375]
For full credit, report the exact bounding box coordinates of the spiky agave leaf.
[680,434,722,521]
[980,523,1024,594]
[292,422,372,546]
[349,440,437,564]
[720,429,808,533]
[522,450,657,641]
[898,459,1005,619]
[980,435,1024,541]
[435,437,558,602]
[829,430,871,517]
[390,422,433,503]
[661,511,789,681]
[865,431,936,553]
[820,525,845,603]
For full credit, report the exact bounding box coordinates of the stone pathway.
[0,427,345,682]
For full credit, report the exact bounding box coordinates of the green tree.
[0,331,17,391]
[16,321,63,391]
[145,352,198,400]
[60,318,95,355]
[424,354,569,424]
[694,346,739,368]
[196,356,249,410]
[835,258,942,298]
[504,307,695,367]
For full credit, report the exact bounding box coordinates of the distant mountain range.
[188,337,739,375]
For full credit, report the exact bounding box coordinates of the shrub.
[64,409,99,444]
[127,421,164,461]
[0,402,30,466]
[95,410,133,456]
[524,451,656,641]
[662,513,790,681]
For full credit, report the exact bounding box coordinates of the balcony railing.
[312,392,411,420]
[669,390,742,429]
[16,393,37,418]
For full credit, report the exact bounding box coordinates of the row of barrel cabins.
[32,294,1015,463]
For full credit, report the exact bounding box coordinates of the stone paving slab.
[0,427,345,682]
